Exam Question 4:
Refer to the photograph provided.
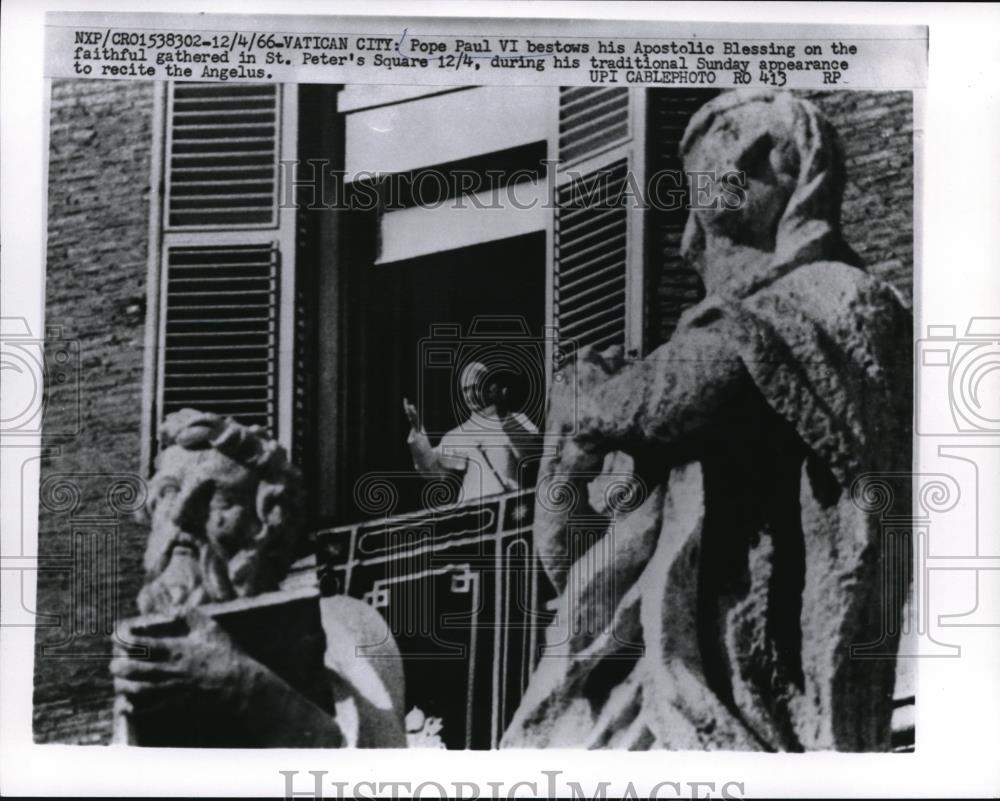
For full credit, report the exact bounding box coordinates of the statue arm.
[532,324,746,591]
[585,323,747,461]
[112,612,346,748]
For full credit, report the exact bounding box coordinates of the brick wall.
[33,79,154,744]
[804,90,914,306]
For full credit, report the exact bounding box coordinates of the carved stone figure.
[112,409,406,747]
[502,89,912,751]
[135,408,302,615]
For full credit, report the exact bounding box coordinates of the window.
[146,83,714,514]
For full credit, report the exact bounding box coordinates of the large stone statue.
[112,409,406,747]
[503,89,912,751]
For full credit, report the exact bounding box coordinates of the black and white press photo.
[32,68,916,755]
[6,5,999,799]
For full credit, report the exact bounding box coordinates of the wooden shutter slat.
[169,276,271,284]
[171,178,275,188]
[164,399,271,409]
[173,119,276,129]
[558,87,630,168]
[557,217,627,256]
[170,303,274,310]
[561,310,626,340]
[174,86,276,98]
[166,332,272,341]
[558,272,626,309]
[165,345,272,352]
[168,289,274,298]
[559,109,629,147]
[559,86,616,113]
[559,287,626,326]
[167,316,272,324]
[165,385,269,393]
[555,232,627,278]
[556,206,622,239]
[165,356,272,366]
[559,93,629,129]
[171,154,275,163]
[557,171,629,203]
[560,125,630,165]
[172,164,274,174]
[170,212,274,226]
[558,261,625,295]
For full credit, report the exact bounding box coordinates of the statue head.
[137,409,302,615]
[679,89,857,295]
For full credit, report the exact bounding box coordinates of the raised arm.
[403,397,467,479]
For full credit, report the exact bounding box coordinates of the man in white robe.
[403,361,540,502]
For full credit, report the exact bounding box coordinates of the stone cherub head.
[137,409,302,615]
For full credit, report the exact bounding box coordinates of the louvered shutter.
[552,88,643,362]
[165,83,280,229]
[161,243,279,430]
[558,87,630,167]
[154,83,295,450]
[554,159,629,352]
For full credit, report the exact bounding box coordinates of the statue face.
[686,105,797,252]
[143,445,261,604]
